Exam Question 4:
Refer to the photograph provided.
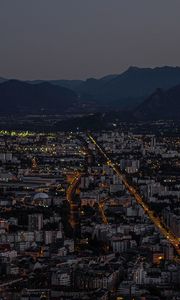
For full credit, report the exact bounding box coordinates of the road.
[88,133,180,256]
[99,201,109,224]
[76,135,109,225]
[0,278,23,289]
[66,171,82,229]
[66,172,82,204]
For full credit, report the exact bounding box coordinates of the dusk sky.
[1,0,180,80]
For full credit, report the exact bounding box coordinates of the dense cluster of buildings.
[0,124,179,299]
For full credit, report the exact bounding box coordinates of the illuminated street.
[88,133,180,257]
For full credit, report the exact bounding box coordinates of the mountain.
[134,84,180,120]
[50,79,83,90]
[0,80,78,114]
[73,66,180,108]
[28,79,83,91]
[2,66,180,112]
[28,67,180,109]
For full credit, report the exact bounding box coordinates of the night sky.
[1,0,180,80]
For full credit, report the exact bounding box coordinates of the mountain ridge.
[1,66,180,113]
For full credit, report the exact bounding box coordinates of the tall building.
[28,214,43,231]
[151,136,156,149]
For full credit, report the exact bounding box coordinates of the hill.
[0,80,78,114]
[134,84,180,120]
[54,111,134,131]
[28,79,83,91]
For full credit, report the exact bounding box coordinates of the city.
[0,122,179,299]
[1,1,180,299]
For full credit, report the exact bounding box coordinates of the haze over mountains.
[1,66,180,119]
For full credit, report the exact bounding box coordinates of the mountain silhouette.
[0,80,78,114]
